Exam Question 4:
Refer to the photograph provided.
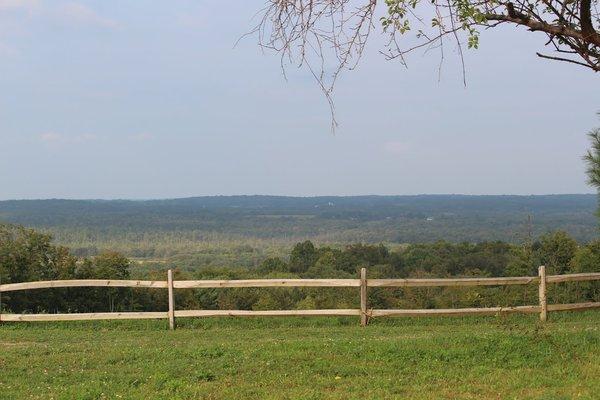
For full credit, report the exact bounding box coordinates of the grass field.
[1,312,600,399]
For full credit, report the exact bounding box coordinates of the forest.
[0,194,596,269]
[2,222,598,315]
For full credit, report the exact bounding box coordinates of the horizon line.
[0,193,596,202]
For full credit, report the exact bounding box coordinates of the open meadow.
[1,311,600,399]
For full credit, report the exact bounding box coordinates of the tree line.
[1,224,598,314]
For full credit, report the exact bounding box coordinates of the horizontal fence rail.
[173,279,360,289]
[1,269,600,328]
[1,312,169,322]
[0,280,169,292]
[370,305,542,317]
[546,272,600,283]
[368,276,539,287]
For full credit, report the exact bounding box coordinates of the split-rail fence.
[1,266,599,329]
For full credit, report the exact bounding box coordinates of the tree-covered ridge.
[0,195,596,263]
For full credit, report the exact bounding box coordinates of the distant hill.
[0,195,597,247]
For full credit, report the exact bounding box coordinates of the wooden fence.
[1,266,600,329]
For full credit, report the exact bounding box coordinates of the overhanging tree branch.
[536,52,598,69]
[485,12,600,47]
[580,0,599,41]
[251,0,599,112]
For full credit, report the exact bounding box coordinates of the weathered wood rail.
[1,267,599,328]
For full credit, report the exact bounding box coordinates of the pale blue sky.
[0,0,598,199]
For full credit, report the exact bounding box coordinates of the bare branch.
[536,52,598,69]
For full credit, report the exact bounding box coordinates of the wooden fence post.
[360,267,368,326]
[538,265,547,322]
[167,269,175,330]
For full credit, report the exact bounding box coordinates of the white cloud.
[39,132,155,145]
[0,1,118,59]
[57,2,118,29]
[39,132,98,143]
[73,133,97,142]
[0,0,39,49]
[131,132,153,141]
[39,132,62,142]
[0,0,40,13]
[0,1,117,28]
[383,141,409,155]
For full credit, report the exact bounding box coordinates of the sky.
[0,0,598,200]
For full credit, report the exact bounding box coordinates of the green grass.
[1,312,600,399]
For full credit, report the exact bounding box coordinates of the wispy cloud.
[0,1,118,29]
[38,132,154,145]
[57,2,118,29]
[0,0,40,14]
[39,132,98,144]
[73,133,97,143]
[39,132,62,142]
[383,141,409,155]
[131,132,153,141]
[0,0,39,54]
[0,1,118,58]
